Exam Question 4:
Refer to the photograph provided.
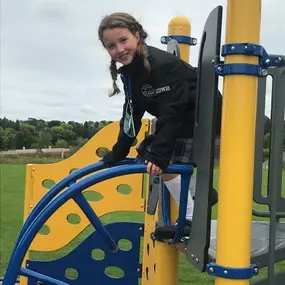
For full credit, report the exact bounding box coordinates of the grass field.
[0,163,284,284]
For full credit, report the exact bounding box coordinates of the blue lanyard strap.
[121,75,134,112]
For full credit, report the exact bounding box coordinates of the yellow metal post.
[155,16,192,285]
[215,1,261,285]
[168,16,191,62]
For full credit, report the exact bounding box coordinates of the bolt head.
[261,69,268,76]
[209,267,214,273]
[254,267,259,273]
[224,270,228,275]
[153,177,160,184]
[217,66,222,71]
[192,38,197,45]
[195,258,199,263]
[231,46,235,50]
[265,58,271,64]
[161,37,166,43]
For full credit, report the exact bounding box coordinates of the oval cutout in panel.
[118,239,132,251]
[38,224,50,235]
[117,184,132,195]
[66,213,81,225]
[65,268,79,280]
[83,191,103,202]
[104,266,125,279]
[96,147,110,158]
[42,179,56,190]
[91,248,105,260]
[69,168,79,174]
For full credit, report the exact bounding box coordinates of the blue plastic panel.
[27,222,144,285]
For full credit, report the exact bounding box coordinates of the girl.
[98,12,216,239]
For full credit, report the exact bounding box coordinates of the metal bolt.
[139,227,143,231]
[191,254,195,259]
[212,59,215,64]
[231,46,235,50]
[161,37,166,43]
[153,177,160,184]
[224,270,228,275]
[244,45,248,50]
[192,38,197,45]
[195,258,199,263]
[137,268,140,272]
[217,66,222,71]
[254,268,259,273]
[184,247,187,251]
[261,69,268,76]
[209,267,214,273]
[265,58,271,64]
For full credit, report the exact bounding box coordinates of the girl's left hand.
[145,160,162,176]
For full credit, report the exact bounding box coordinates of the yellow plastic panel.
[23,120,150,251]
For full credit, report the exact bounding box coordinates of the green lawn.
[0,164,284,284]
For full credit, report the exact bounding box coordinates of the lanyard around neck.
[121,75,134,112]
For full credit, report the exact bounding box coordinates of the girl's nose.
[117,44,125,54]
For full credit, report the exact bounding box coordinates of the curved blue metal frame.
[4,163,193,285]
[8,159,136,268]
[161,173,192,244]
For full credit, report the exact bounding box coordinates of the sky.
[1,0,284,123]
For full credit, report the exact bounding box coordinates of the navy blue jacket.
[103,45,198,169]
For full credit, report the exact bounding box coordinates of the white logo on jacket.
[141,84,170,97]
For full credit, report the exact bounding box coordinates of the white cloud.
[1,0,284,122]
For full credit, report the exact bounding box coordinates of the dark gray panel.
[147,176,160,215]
[253,66,285,217]
[167,39,181,58]
[185,5,223,271]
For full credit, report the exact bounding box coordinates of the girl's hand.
[145,160,162,176]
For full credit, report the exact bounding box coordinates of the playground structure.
[3,1,285,285]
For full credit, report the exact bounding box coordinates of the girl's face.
[102,27,139,65]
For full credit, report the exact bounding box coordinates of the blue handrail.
[4,163,193,285]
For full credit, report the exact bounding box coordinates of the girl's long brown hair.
[98,13,150,96]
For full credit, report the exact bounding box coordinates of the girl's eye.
[120,38,127,43]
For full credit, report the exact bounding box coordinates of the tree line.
[0,117,284,159]
[0,117,113,151]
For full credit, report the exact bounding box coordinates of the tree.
[55,139,68,148]
[48,120,62,128]
[0,127,16,150]
[20,123,36,146]
[38,132,52,148]
[263,133,270,149]
[12,131,25,149]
